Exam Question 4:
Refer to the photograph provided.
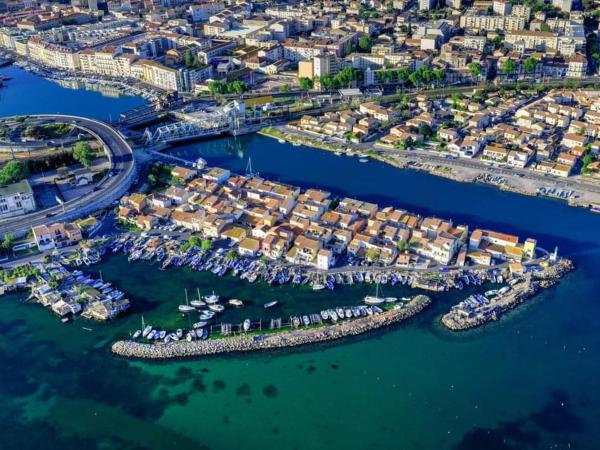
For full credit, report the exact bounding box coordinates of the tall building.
[313,53,338,78]
[419,0,436,11]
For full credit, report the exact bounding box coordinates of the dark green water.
[1,70,600,450]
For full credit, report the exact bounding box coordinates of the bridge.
[144,100,252,145]
[0,115,136,237]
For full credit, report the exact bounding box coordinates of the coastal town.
[0,0,590,356]
[0,158,574,355]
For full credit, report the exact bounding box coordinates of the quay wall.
[441,259,574,331]
[111,295,431,360]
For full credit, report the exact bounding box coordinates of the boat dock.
[111,295,431,360]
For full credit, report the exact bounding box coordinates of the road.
[0,115,136,237]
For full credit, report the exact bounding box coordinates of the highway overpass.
[0,114,136,237]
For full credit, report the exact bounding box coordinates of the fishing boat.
[336,307,345,319]
[320,310,329,321]
[302,315,310,326]
[277,138,285,144]
[193,321,208,329]
[264,300,278,308]
[132,330,141,339]
[228,299,244,307]
[329,310,338,321]
[312,283,325,291]
[243,319,251,332]
[179,289,195,313]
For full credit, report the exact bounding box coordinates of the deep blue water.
[0,65,146,119]
[1,68,600,450]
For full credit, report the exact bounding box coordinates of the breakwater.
[112,295,431,359]
[441,258,574,331]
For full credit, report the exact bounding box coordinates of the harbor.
[441,258,574,331]
[112,294,431,359]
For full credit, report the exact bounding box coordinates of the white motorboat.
[264,301,278,309]
[208,304,225,312]
[203,291,220,304]
[243,319,251,332]
[228,299,244,307]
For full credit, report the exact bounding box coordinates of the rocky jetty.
[441,258,574,331]
[112,295,431,360]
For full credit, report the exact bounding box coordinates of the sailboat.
[190,288,205,307]
[364,282,388,305]
[178,289,195,313]
[141,316,152,337]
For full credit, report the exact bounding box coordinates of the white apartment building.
[0,180,36,219]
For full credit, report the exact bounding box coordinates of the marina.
[112,295,431,359]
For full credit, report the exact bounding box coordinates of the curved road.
[0,115,135,236]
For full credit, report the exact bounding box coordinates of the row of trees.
[501,57,539,76]
[207,80,248,96]
[298,67,364,92]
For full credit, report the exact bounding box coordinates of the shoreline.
[111,295,431,360]
[5,57,161,102]
[441,258,574,331]
[258,127,600,213]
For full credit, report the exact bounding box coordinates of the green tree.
[208,80,226,96]
[540,23,552,32]
[201,239,213,250]
[523,57,539,74]
[502,59,517,76]
[432,69,446,84]
[73,141,94,168]
[358,36,372,52]
[184,49,195,68]
[0,160,30,185]
[468,62,482,78]
[418,123,433,137]
[298,76,314,92]
[320,74,335,90]
[397,67,411,85]
[231,81,247,95]
[278,84,291,92]
[1,233,14,253]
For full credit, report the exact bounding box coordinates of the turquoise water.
[1,70,600,450]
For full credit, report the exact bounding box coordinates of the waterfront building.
[0,180,36,219]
